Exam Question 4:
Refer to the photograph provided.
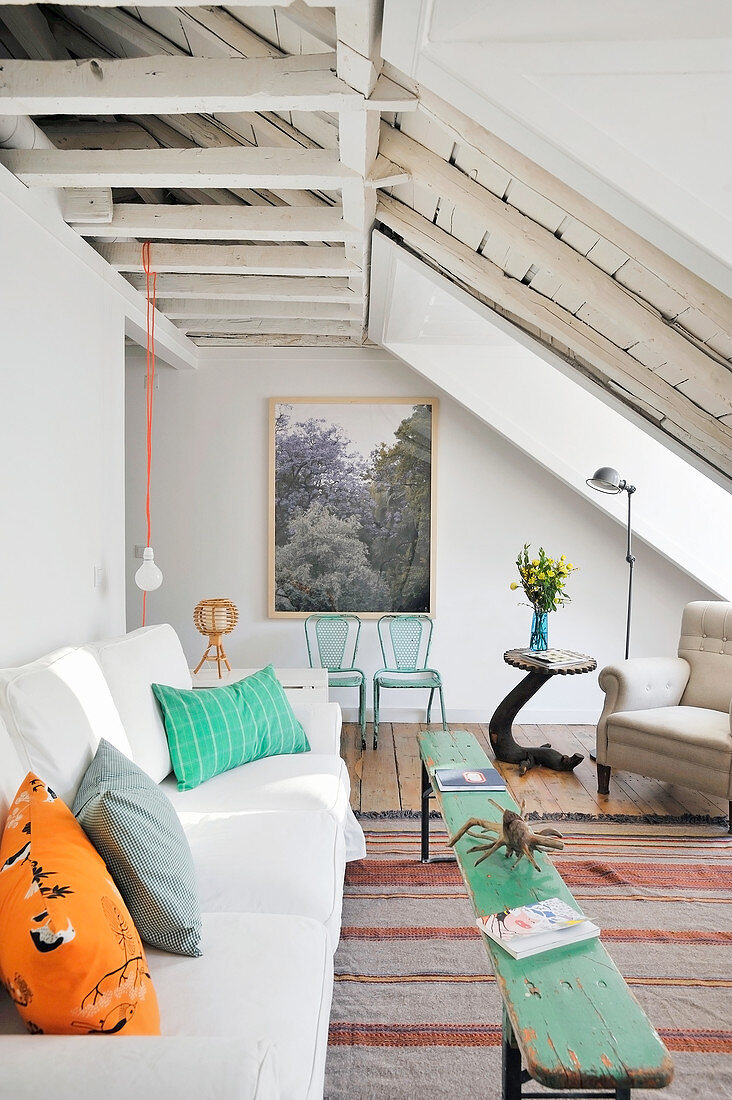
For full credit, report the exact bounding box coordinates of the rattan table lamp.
[193,598,239,677]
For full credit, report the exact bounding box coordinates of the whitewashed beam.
[156,299,354,320]
[0,6,70,60]
[176,7,281,59]
[124,273,356,302]
[101,242,354,277]
[75,204,353,242]
[381,125,732,414]
[189,335,358,348]
[59,7,178,58]
[0,0,357,6]
[336,0,382,97]
[0,54,380,114]
[0,147,359,189]
[62,187,112,224]
[130,113,329,210]
[336,0,382,337]
[418,89,732,339]
[375,199,732,479]
[279,3,338,49]
[175,318,354,337]
[42,120,159,150]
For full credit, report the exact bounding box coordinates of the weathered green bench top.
[418,729,674,1097]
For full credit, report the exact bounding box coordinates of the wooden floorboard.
[345,722,729,822]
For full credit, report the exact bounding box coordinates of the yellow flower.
[531,559,539,567]
[538,572,546,580]
[567,563,574,570]
[510,582,519,590]
[547,570,554,577]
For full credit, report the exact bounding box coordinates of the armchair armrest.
[596,657,690,759]
[0,1036,278,1099]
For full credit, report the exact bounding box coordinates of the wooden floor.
[341,721,729,820]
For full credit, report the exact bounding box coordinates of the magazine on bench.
[476,897,600,959]
[434,767,506,792]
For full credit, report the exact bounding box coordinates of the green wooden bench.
[418,729,674,1100]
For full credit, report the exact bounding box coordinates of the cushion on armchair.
[152,664,310,792]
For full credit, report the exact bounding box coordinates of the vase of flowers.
[510,544,578,651]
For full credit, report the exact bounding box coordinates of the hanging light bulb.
[135,547,163,592]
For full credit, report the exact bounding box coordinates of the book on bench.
[434,767,506,792]
[476,897,600,959]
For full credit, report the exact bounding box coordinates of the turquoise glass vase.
[530,610,548,651]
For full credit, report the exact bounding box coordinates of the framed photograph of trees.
[269,397,437,617]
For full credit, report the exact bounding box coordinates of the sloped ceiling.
[0,2,730,486]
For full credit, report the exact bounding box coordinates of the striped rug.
[325,819,732,1100]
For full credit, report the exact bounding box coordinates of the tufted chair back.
[678,602,732,713]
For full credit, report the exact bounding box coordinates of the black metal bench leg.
[420,759,431,862]
[502,1006,523,1100]
[615,1089,631,1100]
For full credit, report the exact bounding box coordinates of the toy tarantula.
[448,799,564,871]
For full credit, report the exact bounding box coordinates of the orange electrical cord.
[141,241,157,626]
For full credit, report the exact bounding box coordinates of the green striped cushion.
[152,665,310,792]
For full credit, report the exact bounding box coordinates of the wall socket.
[134,545,146,559]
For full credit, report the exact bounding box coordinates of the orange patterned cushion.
[0,774,160,1035]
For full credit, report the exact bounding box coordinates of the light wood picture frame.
[269,397,437,618]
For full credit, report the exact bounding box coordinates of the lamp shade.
[134,547,163,592]
[586,466,623,494]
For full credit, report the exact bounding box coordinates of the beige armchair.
[596,601,732,831]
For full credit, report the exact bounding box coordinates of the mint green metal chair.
[373,614,447,749]
[305,613,367,748]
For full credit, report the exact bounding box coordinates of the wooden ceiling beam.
[375,198,732,479]
[0,147,359,189]
[174,318,354,337]
[382,124,732,414]
[0,6,70,60]
[100,242,354,277]
[0,54,396,114]
[189,335,358,348]
[75,204,353,242]
[417,89,732,338]
[123,273,356,302]
[0,0,353,6]
[156,298,355,320]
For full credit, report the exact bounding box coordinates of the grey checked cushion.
[73,738,202,957]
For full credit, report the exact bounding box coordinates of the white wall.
[0,176,127,664]
[126,346,713,724]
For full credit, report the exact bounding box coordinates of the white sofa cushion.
[148,912,333,1100]
[180,806,345,951]
[290,700,341,756]
[0,714,24,832]
[88,624,192,783]
[0,1036,278,1100]
[161,751,366,861]
[0,647,131,806]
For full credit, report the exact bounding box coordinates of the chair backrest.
[377,614,433,671]
[678,601,732,713]
[305,613,361,672]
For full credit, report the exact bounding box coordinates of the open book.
[476,897,600,959]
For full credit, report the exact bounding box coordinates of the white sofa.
[0,624,365,1099]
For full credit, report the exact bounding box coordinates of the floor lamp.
[586,467,636,763]
[586,467,636,661]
